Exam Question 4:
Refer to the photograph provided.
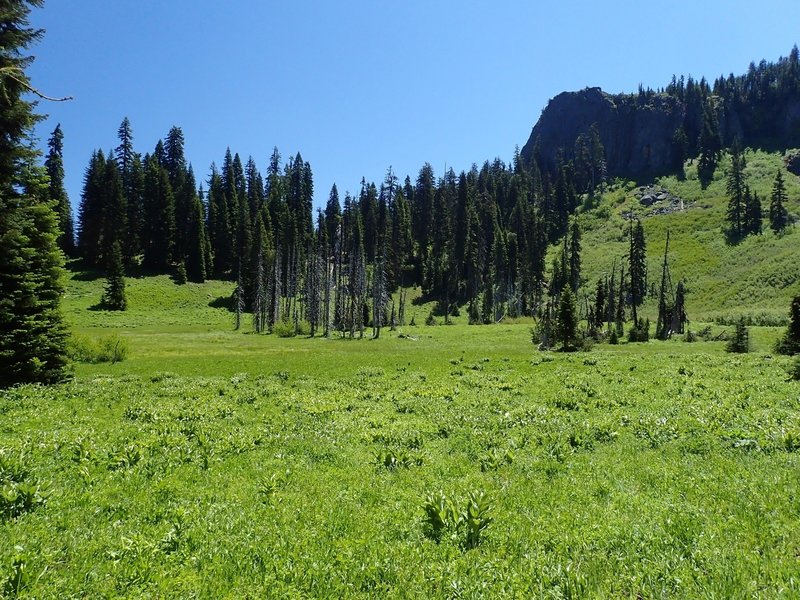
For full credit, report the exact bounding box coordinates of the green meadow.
[3,154,800,597]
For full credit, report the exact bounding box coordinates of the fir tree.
[770,170,789,233]
[777,296,800,355]
[0,0,69,385]
[628,218,647,323]
[45,123,73,255]
[744,186,762,235]
[102,240,127,310]
[555,286,578,351]
[568,218,581,294]
[726,140,746,239]
[726,318,749,353]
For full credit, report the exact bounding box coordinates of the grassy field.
[2,268,800,598]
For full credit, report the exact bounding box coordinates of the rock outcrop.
[521,85,800,182]
[520,88,684,180]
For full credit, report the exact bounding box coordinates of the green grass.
[2,266,800,597]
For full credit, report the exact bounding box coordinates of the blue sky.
[28,1,800,210]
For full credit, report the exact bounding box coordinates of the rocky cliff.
[520,88,685,180]
[521,84,800,182]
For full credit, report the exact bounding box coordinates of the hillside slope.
[576,149,800,324]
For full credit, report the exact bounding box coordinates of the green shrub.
[66,334,128,364]
[627,318,650,343]
[273,319,311,338]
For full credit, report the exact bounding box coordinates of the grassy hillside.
[578,149,800,324]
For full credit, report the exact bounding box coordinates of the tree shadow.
[208,295,234,311]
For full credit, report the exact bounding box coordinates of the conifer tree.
[141,154,176,269]
[594,278,606,330]
[116,117,142,263]
[744,186,762,235]
[102,240,127,310]
[568,218,581,294]
[770,170,789,233]
[697,101,722,187]
[555,286,578,351]
[629,218,647,323]
[45,123,73,255]
[0,0,69,385]
[777,296,800,355]
[726,140,746,239]
[726,318,750,353]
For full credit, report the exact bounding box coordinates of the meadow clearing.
[2,271,799,598]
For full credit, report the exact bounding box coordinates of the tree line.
[67,119,616,335]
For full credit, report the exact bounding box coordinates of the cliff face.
[520,88,685,180]
[521,86,800,181]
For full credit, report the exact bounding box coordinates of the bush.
[273,319,311,338]
[425,311,437,326]
[683,330,698,343]
[67,334,128,364]
[608,329,619,345]
[627,318,650,343]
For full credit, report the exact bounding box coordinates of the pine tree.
[726,140,746,239]
[744,186,762,235]
[45,123,73,256]
[629,218,647,323]
[102,240,127,310]
[697,100,722,188]
[726,318,749,353]
[141,153,176,270]
[116,117,142,263]
[0,0,69,385]
[770,170,789,233]
[568,218,581,294]
[777,296,800,355]
[594,278,606,330]
[555,286,578,351]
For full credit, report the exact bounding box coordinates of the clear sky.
[27,1,800,210]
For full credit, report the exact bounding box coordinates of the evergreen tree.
[116,117,142,263]
[726,140,746,239]
[744,186,762,235]
[0,0,69,385]
[77,150,106,265]
[593,278,606,329]
[555,286,578,351]
[102,240,127,310]
[697,101,722,187]
[45,123,73,255]
[777,295,800,355]
[726,318,750,353]
[629,218,647,323]
[325,183,341,251]
[141,153,176,269]
[770,170,789,233]
[568,218,581,294]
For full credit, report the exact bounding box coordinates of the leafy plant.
[422,490,493,549]
[374,449,422,469]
